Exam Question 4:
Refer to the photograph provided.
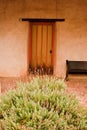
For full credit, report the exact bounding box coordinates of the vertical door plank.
[37,25,42,66]
[31,25,37,67]
[47,25,52,66]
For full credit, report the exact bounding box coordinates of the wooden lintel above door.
[21,18,65,22]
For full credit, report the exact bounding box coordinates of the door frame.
[29,22,55,72]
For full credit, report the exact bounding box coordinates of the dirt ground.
[0,75,87,108]
[66,79,87,107]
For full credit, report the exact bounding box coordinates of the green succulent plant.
[0,76,87,130]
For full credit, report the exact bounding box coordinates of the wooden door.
[29,22,54,74]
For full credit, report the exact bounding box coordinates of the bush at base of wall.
[0,77,87,130]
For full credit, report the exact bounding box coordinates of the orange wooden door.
[30,23,54,69]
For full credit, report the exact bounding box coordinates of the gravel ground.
[66,79,87,107]
[0,76,87,108]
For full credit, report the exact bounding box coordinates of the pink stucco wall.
[54,0,87,78]
[0,0,87,78]
[0,0,29,77]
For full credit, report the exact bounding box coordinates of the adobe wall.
[54,0,87,78]
[0,0,29,77]
[0,0,87,77]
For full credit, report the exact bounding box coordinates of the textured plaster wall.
[0,0,29,77]
[54,0,87,78]
[0,0,87,77]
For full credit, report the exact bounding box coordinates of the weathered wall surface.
[54,0,87,78]
[0,0,29,77]
[0,0,87,77]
